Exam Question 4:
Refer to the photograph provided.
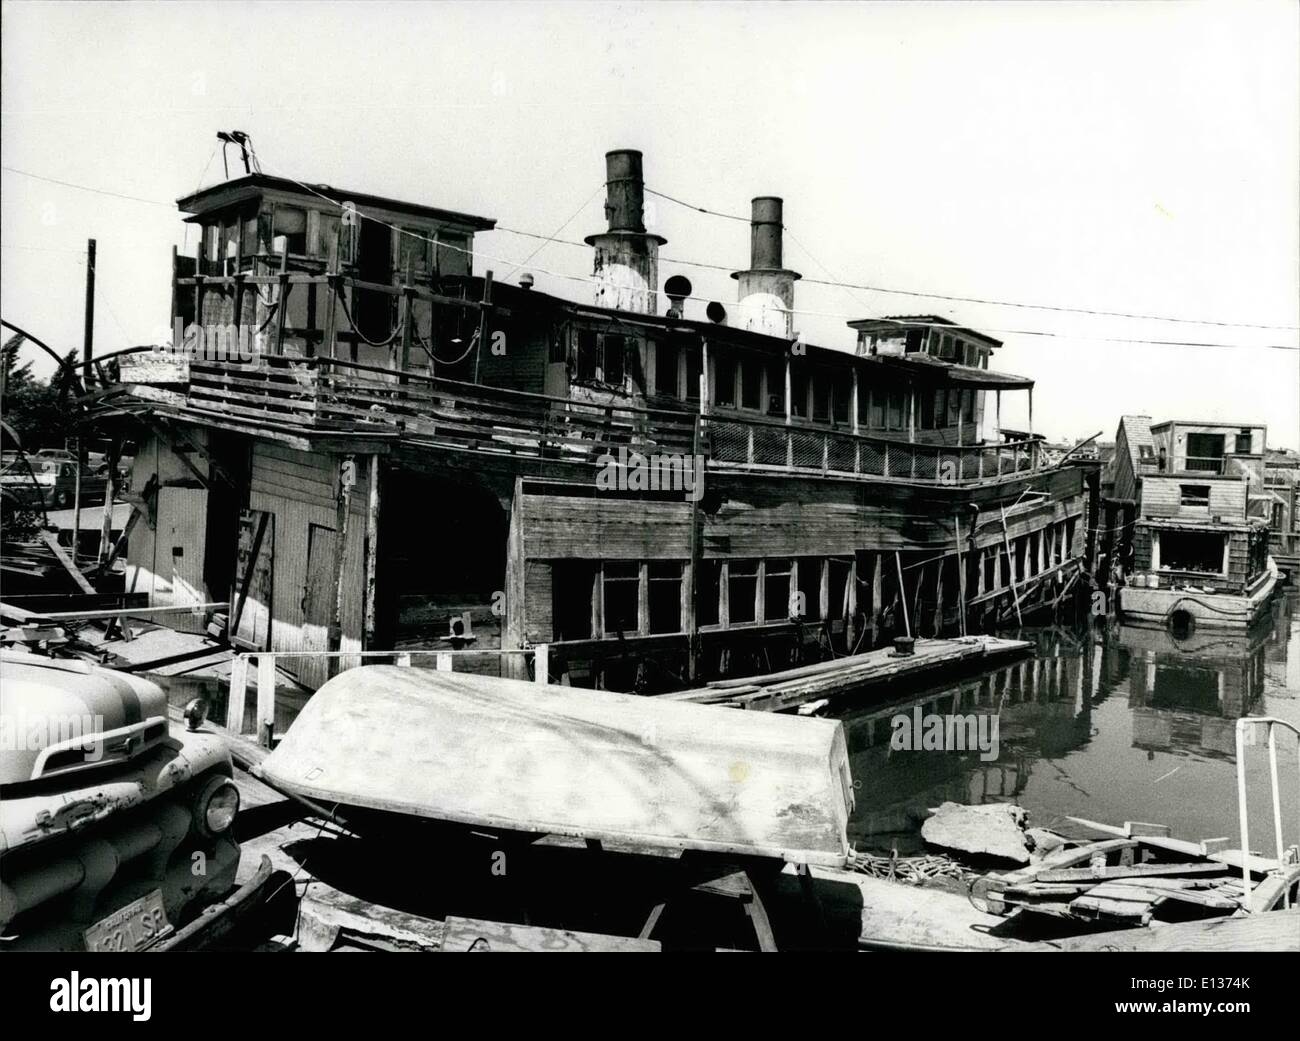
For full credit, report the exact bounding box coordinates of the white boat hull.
[1119,572,1278,630]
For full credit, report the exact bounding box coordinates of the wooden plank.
[1028,910,1300,952]
[226,654,249,734]
[440,916,660,953]
[1037,862,1229,884]
[36,532,97,594]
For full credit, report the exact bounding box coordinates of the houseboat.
[92,146,1097,695]
[1110,416,1277,631]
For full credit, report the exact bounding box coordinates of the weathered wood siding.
[1140,474,1246,519]
[247,441,369,685]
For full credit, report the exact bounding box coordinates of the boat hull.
[1119,572,1278,631]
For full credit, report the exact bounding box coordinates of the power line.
[644,183,1300,332]
[1,165,175,208]
[7,160,1298,351]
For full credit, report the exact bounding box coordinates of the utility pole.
[73,238,95,564]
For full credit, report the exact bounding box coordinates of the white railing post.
[226,654,248,733]
[256,654,276,746]
[534,644,550,684]
[396,652,412,667]
[436,652,453,671]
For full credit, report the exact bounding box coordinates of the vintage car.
[0,650,278,951]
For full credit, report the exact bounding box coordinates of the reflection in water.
[836,589,1299,857]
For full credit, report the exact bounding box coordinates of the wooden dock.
[661,635,1032,712]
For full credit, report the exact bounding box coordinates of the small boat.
[1120,564,1278,632]
[258,664,855,867]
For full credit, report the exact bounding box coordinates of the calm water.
[836,588,1300,856]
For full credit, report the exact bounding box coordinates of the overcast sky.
[3,1,1297,445]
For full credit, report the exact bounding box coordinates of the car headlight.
[194,775,240,837]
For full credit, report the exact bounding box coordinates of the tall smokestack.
[731,196,800,338]
[584,149,666,314]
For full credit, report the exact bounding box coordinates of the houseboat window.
[920,389,937,430]
[1180,484,1211,509]
[714,354,737,407]
[791,368,809,417]
[576,329,599,382]
[728,559,759,624]
[1185,433,1225,473]
[272,206,307,256]
[203,223,220,264]
[963,389,976,423]
[241,215,260,258]
[398,228,431,274]
[741,359,763,410]
[857,380,871,427]
[602,561,640,635]
[551,561,595,641]
[796,557,822,621]
[655,341,679,396]
[766,360,785,414]
[831,378,849,423]
[1158,447,1167,472]
[869,389,885,429]
[827,558,851,620]
[812,376,830,421]
[939,334,955,361]
[222,221,239,261]
[698,560,721,626]
[316,214,340,259]
[948,387,963,426]
[436,233,470,277]
[764,558,793,621]
[603,333,626,387]
[905,328,925,353]
[685,348,701,402]
[1235,429,1253,454]
[648,562,682,634]
[1160,530,1224,574]
[887,389,904,430]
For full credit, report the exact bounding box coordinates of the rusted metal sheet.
[259,665,854,866]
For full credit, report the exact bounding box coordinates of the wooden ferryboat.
[90,146,1097,704]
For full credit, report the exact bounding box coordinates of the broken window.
[602,333,626,387]
[1160,529,1225,574]
[728,559,759,625]
[812,376,830,421]
[939,334,956,361]
[741,358,762,410]
[766,360,785,414]
[831,379,849,424]
[398,228,431,274]
[1180,484,1211,509]
[1236,429,1253,454]
[684,347,702,403]
[764,558,793,622]
[272,206,308,256]
[714,354,736,407]
[316,213,340,259]
[887,389,904,430]
[796,557,823,621]
[436,233,470,277]
[655,341,679,396]
[648,561,682,634]
[576,328,599,382]
[602,561,639,635]
[791,368,809,418]
[697,559,721,626]
[552,561,596,641]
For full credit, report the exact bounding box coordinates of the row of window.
[551,556,853,641]
[199,205,469,274]
[566,328,979,432]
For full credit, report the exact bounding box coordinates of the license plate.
[83,890,170,952]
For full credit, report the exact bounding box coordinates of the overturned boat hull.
[259,666,855,867]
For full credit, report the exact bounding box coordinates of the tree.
[1,335,78,449]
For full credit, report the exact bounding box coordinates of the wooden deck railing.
[172,355,1048,486]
